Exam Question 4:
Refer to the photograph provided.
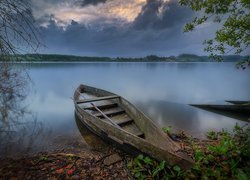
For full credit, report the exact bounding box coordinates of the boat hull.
[75,110,144,156]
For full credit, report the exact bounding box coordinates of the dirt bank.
[0,148,132,179]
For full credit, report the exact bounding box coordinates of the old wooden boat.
[73,84,194,168]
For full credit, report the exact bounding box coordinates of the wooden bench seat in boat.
[76,95,119,104]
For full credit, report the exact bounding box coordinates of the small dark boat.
[190,104,250,115]
[73,84,193,168]
[225,100,250,105]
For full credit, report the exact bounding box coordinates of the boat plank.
[93,107,125,118]
[110,114,133,125]
[121,123,144,137]
[90,102,120,128]
[77,95,119,104]
[84,103,117,110]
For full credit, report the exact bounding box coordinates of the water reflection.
[136,100,247,138]
[0,118,45,157]
[1,62,249,156]
[0,62,43,156]
[26,62,249,137]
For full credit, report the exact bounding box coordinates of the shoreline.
[0,147,131,179]
[1,61,236,64]
[1,125,249,179]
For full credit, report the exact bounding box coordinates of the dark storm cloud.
[77,0,107,6]
[133,0,193,30]
[31,0,107,6]
[36,0,217,57]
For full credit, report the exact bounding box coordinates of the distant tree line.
[10,53,248,63]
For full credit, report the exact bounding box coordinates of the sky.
[30,0,220,57]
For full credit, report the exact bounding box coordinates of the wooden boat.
[190,104,250,115]
[73,84,194,169]
[225,100,250,105]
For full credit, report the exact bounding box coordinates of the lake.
[1,62,249,156]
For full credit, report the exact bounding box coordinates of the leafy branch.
[179,0,250,65]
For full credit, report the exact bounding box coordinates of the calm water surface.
[1,62,250,156]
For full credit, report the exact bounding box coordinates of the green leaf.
[195,149,204,161]
[162,126,172,134]
[137,154,144,160]
[159,161,166,169]
[173,165,181,172]
[152,161,166,177]
[143,156,153,165]
[235,169,248,180]
[134,172,142,178]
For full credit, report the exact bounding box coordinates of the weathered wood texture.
[77,95,119,104]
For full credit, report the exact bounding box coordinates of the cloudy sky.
[30,0,219,57]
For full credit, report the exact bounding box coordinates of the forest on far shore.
[6,54,248,62]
